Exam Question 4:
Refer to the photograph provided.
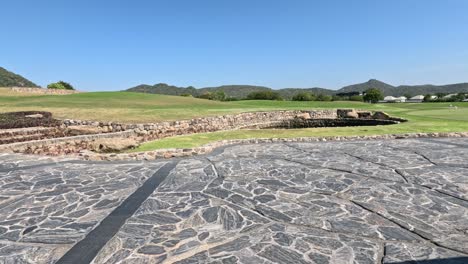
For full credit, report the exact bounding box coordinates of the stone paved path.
[0,138,467,263]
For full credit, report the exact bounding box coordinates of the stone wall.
[0,109,404,156]
[78,132,468,161]
[0,127,64,144]
[9,87,81,95]
[0,131,135,155]
[61,110,339,138]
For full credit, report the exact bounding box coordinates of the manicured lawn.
[0,91,370,123]
[1,90,467,151]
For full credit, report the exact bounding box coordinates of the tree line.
[189,88,385,103]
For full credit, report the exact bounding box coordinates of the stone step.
[0,127,56,137]
[0,134,48,144]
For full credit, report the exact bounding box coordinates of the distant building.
[383,96,406,103]
[443,94,458,99]
[407,95,424,103]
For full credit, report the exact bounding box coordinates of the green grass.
[1,90,467,151]
[0,91,371,123]
[132,101,468,151]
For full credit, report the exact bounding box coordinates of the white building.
[407,95,425,103]
[383,96,406,103]
[443,94,458,99]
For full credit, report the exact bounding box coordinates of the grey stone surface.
[1,138,468,263]
[0,156,167,263]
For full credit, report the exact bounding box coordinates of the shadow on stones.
[389,257,468,264]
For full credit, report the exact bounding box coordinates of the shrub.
[363,88,384,103]
[196,90,226,101]
[316,94,332,101]
[349,95,364,101]
[292,92,315,101]
[47,81,75,90]
[246,91,283,100]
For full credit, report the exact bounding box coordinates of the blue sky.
[2,0,468,91]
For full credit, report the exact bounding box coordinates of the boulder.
[372,111,391,120]
[92,138,139,153]
[67,125,104,136]
[295,113,311,120]
[345,110,359,119]
[357,111,372,119]
[25,114,44,118]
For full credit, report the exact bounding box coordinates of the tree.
[195,90,226,101]
[423,94,433,102]
[47,81,74,90]
[316,94,332,101]
[246,91,283,100]
[363,88,383,103]
[349,95,364,101]
[292,92,315,101]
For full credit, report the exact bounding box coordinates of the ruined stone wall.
[0,131,135,155]
[0,110,337,155]
[61,110,338,138]
[0,109,399,156]
[9,87,81,95]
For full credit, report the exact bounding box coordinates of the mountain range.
[1,66,468,98]
[128,79,468,99]
[0,67,38,87]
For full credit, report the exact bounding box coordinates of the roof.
[410,95,424,100]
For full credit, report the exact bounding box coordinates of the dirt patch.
[0,111,60,129]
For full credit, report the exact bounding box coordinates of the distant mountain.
[394,83,468,96]
[200,85,274,99]
[127,79,468,99]
[127,83,197,96]
[127,83,334,99]
[336,79,468,96]
[338,79,396,95]
[0,67,38,87]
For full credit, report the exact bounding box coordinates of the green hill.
[127,83,334,99]
[127,79,468,98]
[0,67,38,87]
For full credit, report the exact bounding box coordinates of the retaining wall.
[0,109,401,156]
[9,87,81,95]
[80,132,468,161]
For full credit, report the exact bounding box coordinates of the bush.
[0,111,60,129]
[349,95,364,101]
[246,91,283,100]
[363,88,384,103]
[47,81,75,90]
[316,94,332,101]
[196,91,226,101]
[292,92,315,101]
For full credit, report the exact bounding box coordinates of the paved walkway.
[0,138,467,263]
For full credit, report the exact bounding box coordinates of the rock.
[25,114,44,118]
[346,110,359,119]
[67,125,103,136]
[357,111,372,119]
[373,111,391,120]
[137,245,165,255]
[295,113,311,119]
[91,138,139,153]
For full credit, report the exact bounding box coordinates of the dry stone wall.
[0,109,402,156]
[77,132,468,161]
[61,110,339,138]
[9,87,81,95]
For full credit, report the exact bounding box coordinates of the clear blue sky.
[2,0,468,91]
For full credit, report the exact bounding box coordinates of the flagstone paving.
[0,138,467,263]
